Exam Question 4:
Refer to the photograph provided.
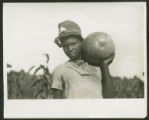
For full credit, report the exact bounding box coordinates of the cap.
[54,20,82,47]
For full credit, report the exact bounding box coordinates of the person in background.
[51,20,114,99]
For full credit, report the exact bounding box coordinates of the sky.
[3,2,146,79]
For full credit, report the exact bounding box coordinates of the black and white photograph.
[3,2,147,118]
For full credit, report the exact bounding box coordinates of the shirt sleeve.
[51,68,63,90]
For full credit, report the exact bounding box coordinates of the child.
[51,20,114,99]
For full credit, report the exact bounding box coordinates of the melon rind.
[81,32,115,65]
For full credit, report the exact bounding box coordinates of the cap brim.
[54,36,62,47]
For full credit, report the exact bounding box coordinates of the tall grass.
[7,66,53,99]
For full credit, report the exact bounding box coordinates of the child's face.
[62,37,82,60]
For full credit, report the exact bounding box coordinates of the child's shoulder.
[52,61,68,72]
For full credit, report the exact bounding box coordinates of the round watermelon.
[81,32,115,65]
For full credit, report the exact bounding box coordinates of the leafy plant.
[7,54,53,99]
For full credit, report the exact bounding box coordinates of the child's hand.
[103,53,115,65]
[98,53,115,67]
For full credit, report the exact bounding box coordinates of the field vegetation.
[7,68,144,99]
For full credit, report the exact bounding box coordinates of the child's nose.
[68,45,73,51]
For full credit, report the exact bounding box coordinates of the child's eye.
[72,43,77,45]
[62,44,67,47]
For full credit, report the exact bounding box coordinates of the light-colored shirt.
[51,60,103,99]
